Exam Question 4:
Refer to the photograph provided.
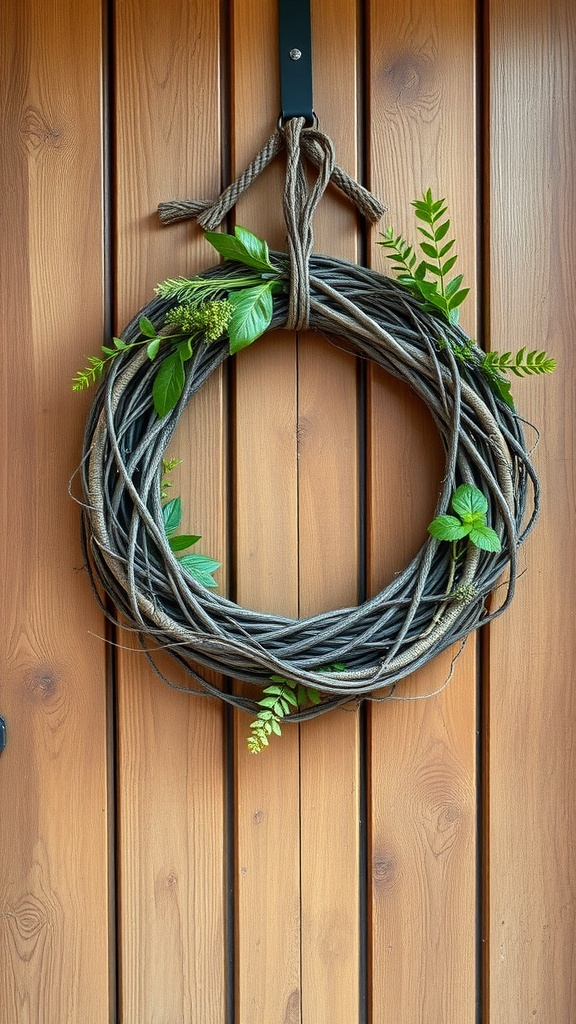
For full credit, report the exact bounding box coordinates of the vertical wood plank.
[0,0,110,1019]
[487,2,576,1019]
[367,3,479,1021]
[231,3,302,1021]
[299,2,361,1021]
[113,2,227,1020]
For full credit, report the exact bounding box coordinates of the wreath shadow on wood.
[78,252,538,719]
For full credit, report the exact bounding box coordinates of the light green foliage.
[247,663,345,754]
[161,474,220,589]
[74,227,285,415]
[482,348,556,379]
[379,188,469,324]
[380,190,556,408]
[428,483,501,552]
[160,457,181,499]
[156,226,284,355]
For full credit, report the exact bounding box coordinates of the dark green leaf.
[162,497,182,534]
[444,274,464,298]
[440,254,458,274]
[447,288,470,309]
[420,242,439,259]
[168,534,202,551]
[490,375,515,408]
[204,225,275,272]
[152,351,185,418]
[438,240,455,258]
[101,346,116,356]
[434,220,450,241]
[228,283,274,353]
[139,315,157,338]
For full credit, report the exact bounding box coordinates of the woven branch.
[79,254,539,719]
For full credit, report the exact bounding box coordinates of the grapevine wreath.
[74,120,553,750]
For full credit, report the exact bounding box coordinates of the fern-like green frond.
[71,355,106,391]
[482,348,557,378]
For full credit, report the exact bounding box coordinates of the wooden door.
[1,1,574,1021]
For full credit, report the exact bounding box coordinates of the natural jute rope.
[78,120,538,718]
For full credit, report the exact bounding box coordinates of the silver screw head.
[289,48,302,61]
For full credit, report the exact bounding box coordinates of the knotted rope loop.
[283,117,335,329]
[157,122,387,233]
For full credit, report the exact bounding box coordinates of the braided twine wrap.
[79,254,539,719]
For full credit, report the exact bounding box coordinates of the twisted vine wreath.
[74,119,548,747]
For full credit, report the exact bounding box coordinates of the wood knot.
[384,52,432,104]
[284,988,300,1024]
[26,668,59,703]
[372,851,398,893]
[19,106,62,151]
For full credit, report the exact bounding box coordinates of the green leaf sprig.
[428,484,501,553]
[247,663,344,753]
[380,190,556,408]
[73,226,285,416]
[379,188,469,325]
[479,347,556,409]
[162,491,220,589]
[155,226,284,356]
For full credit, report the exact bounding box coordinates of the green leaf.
[139,315,157,338]
[271,718,282,736]
[491,375,515,409]
[420,242,439,259]
[146,338,161,360]
[179,553,221,574]
[434,220,450,241]
[113,337,128,350]
[228,283,274,353]
[177,338,193,361]
[162,497,182,535]
[204,225,275,272]
[447,288,470,309]
[444,274,464,299]
[168,533,202,551]
[451,484,488,520]
[152,351,185,418]
[428,515,469,541]
[440,253,458,274]
[468,523,502,552]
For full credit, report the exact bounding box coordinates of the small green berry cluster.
[164,299,233,341]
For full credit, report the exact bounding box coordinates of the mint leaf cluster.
[428,484,501,552]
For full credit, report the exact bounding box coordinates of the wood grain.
[367,2,479,1021]
[113,1,227,1020]
[487,1,576,1019]
[0,0,110,1019]
[298,2,361,1021]
[231,3,302,1020]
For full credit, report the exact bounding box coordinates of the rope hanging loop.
[157,119,387,330]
